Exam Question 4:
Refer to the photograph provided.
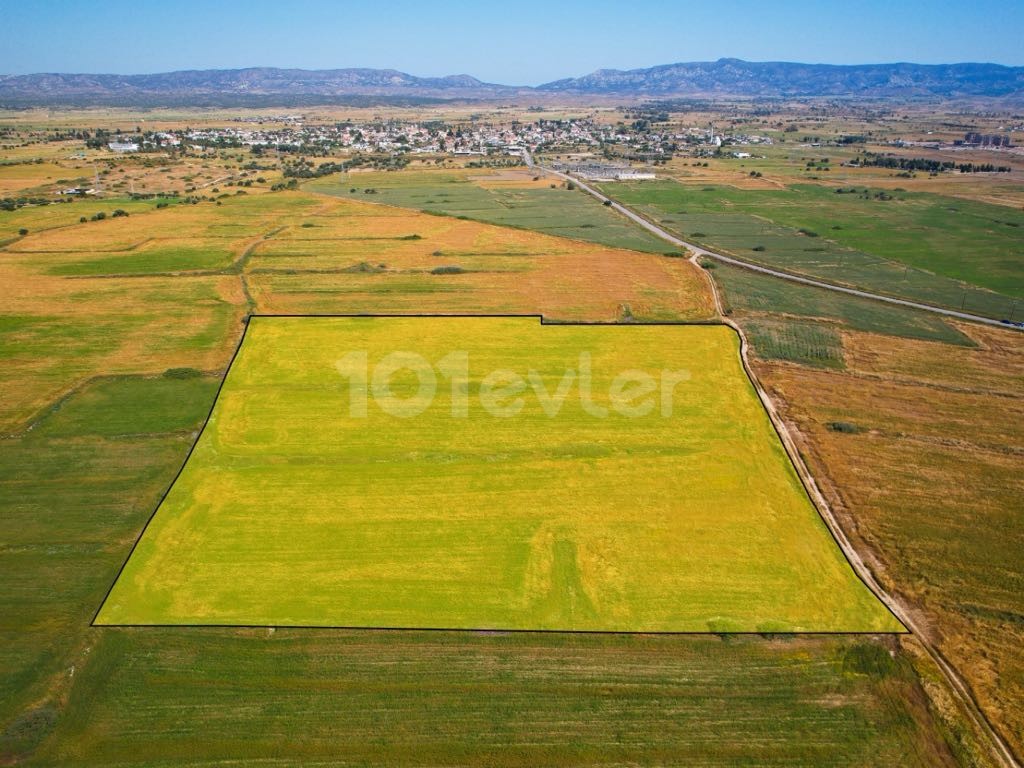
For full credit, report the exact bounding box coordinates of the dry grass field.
[0,190,712,433]
[741,312,1024,758]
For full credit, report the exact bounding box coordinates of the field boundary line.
[94,312,903,637]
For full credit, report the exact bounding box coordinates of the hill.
[1,59,1022,106]
[538,58,1024,98]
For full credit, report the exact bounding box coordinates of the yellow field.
[96,317,902,632]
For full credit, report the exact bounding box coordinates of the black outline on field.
[93,313,907,635]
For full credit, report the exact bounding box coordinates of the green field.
[308,169,671,253]
[604,180,1024,319]
[96,317,901,632]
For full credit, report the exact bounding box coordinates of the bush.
[827,421,860,434]
[430,265,464,275]
[400,234,422,240]
[18,228,28,236]
[342,261,385,274]
[79,216,87,223]
[111,209,128,218]
[300,222,316,228]
[163,367,203,379]
[752,245,766,252]
[798,228,819,238]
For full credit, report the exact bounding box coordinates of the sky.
[1,0,1022,85]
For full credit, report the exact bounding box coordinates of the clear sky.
[2,0,1022,84]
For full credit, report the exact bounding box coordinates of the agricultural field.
[0,103,1019,767]
[0,189,712,432]
[308,168,672,253]
[97,317,900,632]
[707,259,1024,757]
[604,179,1024,319]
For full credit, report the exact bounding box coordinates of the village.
[100,115,773,164]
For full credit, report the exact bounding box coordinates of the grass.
[307,168,671,253]
[604,179,1024,319]
[32,374,220,437]
[743,317,845,368]
[49,245,236,276]
[31,631,949,767]
[713,262,975,347]
[97,317,901,632]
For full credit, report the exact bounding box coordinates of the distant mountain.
[1,60,1022,106]
[0,67,520,107]
[538,58,1024,98]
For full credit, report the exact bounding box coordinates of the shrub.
[343,261,385,274]
[18,228,28,236]
[430,265,464,275]
[752,245,766,252]
[163,367,203,379]
[827,421,860,434]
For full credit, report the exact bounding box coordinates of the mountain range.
[1,59,1022,106]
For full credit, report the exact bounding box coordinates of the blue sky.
[2,0,1022,84]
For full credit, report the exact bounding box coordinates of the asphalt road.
[540,163,1020,331]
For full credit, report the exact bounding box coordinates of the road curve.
[534,155,1021,767]
[540,163,1020,331]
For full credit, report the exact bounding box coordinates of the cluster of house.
[99,118,772,160]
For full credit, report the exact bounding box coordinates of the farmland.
[0,189,712,432]
[308,168,672,253]
[0,102,1019,766]
[605,180,1024,319]
[97,317,900,632]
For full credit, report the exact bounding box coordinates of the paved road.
[540,163,1020,331]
